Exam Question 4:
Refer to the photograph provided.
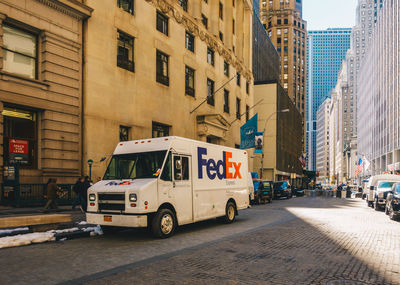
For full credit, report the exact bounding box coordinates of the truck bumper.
[86,212,148,228]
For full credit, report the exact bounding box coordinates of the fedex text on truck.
[197,147,242,180]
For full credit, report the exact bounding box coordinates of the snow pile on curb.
[0,225,103,249]
[0,232,55,249]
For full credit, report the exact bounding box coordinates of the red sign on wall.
[9,139,29,164]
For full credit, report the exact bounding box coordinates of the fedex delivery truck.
[86,136,249,238]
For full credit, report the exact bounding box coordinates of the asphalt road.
[1,197,399,285]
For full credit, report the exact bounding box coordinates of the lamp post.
[87,159,93,180]
[259,108,290,179]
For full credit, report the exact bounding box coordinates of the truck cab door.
[172,154,193,224]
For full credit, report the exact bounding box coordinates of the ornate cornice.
[35,0,93,20]
[145,0,253,82]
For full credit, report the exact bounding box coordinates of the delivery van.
[86,136,249,238]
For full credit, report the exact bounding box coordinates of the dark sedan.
[273,181,292,199]
[385,182,400,220]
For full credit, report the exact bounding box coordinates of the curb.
[54,230,92,241]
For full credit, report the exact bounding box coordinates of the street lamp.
[259,108,290,179]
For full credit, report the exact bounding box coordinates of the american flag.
[299,154,306,169]
[355,158,363,177]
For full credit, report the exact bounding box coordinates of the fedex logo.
[197,147,242,180]
[105,181,131,186]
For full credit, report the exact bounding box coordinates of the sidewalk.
[0,205,87,231]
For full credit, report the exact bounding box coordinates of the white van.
[86,136,249,238]
[366,174,400,209]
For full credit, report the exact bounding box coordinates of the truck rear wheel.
[222,201,236,224]
[151,208,176,238]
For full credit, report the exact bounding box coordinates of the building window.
[178,0,188,11]
[117,31,135,72]
[232,19,235,34]
[224,61,229,77]
[185,66,195,97]
[233,0,235,7]
[152,122,170,138]
[185,31,195,52]
[117,0,134,14]
[207,78,215,106]
[236,72,241,86]
[201,14,208,28]
[219,2,223,19]
[156,11,168,35]
[224,89,230,113]
[3,107,37,168]
[119,126,130,141]
[219,32,223,42]
[156,50,169,86]
[246,105,249,121]
[2,25,37,79]
[246,82,249,94]
[236,98,241,120]
[207,48,214,66]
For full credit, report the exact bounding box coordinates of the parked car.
[292,187,305,197]
[255,181,273,204]
[273,181,292,199]
[385,182,400,220]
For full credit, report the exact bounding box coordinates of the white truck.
[365,174,400,209]
[86,136,249,238]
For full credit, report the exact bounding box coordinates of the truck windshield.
[103,151,167,180]
[377,181,396,189]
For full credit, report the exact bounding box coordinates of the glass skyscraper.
[306,28,352,171]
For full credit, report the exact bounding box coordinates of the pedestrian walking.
[72,176,85,210]
[44,178,60,211]
[81,176,91,212]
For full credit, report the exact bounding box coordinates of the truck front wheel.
[151,208,176,238]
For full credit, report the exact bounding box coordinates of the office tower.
[259,0,307,151]
[316,98,331,181]
[306,28,351,170]
[358,0,400,174]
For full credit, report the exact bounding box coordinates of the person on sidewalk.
[72,177,85,210]
[81,176,91,212]
[44,178,60,211]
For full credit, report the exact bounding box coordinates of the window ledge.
[0,71,50,90]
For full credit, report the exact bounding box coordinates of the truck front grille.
[98,193,125,212]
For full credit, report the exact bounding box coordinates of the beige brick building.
[0,0,92,183]
[259,0,307,151]
[83,0,254,179]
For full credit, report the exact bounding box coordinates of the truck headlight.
[129,193,137,202]
[89,193,96,201]
[393,198,400,204]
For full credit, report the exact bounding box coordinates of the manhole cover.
[327,280,365,285]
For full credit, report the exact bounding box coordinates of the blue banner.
[240,114,258,149]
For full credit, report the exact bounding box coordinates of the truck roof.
[113,136,247,155]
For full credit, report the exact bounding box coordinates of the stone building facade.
[83,0,254,179]
[316,97,330,182]
[0,0,92,183]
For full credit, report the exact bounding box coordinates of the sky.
[303,0,358,31]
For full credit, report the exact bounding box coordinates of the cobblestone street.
[1,197,399,285]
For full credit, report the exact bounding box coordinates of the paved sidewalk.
[0,205,87,230]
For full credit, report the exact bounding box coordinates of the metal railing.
[1,183,76,207]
